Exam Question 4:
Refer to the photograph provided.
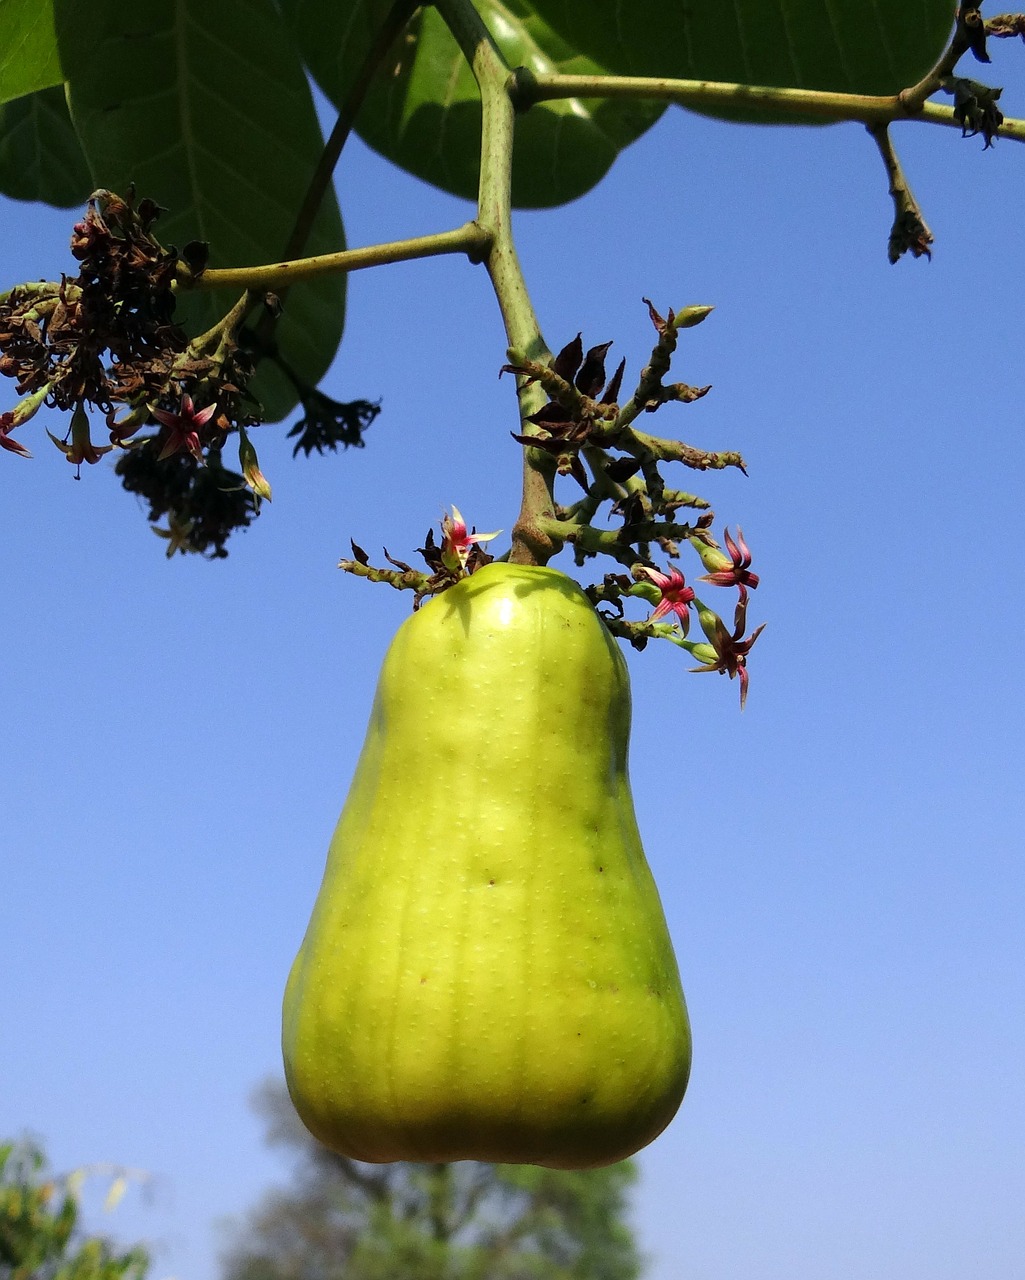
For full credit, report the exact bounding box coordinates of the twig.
[514,69,1025,142]
[179,224,492,292]
[867,124,934,263]
[899,6,981,113]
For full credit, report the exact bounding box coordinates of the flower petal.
[0,432,33,458]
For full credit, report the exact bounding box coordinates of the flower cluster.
[343,304,764,708]
[583,524,764,708]
[286,387,381,458]
[627,528,763,707]
[945,76,1004,147]
[115,443,259,560]
[0,190,276,553]
[0,191,187,419]
[0,189,262,455]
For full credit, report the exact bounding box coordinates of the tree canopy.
[221,1082,643,1280]
[0,1141,148,1280]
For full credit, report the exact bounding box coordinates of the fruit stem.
[434,0,560,566]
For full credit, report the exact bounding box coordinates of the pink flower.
[694,526,760,599]
[635,564,695,633]
[151,394,218,461]
[440,506,501,572]
[687,594,766,709]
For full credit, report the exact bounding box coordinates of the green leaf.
[277,0,398,103]
[282,0,663,208]
[0,0,62,107]
[0,85,91,206]
[526,0,956,123]
[53,0,346,423]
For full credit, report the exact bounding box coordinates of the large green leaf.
[276,0,398,107]
[282,0,663,208]
[53,0,346,423]
[526,0,956,123]
[0,0,62,107]
[0,85,91,206]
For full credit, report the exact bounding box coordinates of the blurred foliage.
[221,1081,643,1280]
[0,1140,148,1280]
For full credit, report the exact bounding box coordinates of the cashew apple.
[282,562,690,1168]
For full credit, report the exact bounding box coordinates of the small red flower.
[151,394,218,461]
[695,526,760,598]
[635,565,696,633]
[687,594,766,709]
[440,505,501,572]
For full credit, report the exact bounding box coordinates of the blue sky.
[2,53,1025,1280]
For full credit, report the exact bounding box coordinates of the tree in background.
[0,1141,148,1280]
[221,1082,642,1280]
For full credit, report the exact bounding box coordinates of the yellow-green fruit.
[282,562,690,1169]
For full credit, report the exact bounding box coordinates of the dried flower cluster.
[1,191,182,421]
[945,76,1005,147]
[0,189,383,556]
[0,190,260,439]
[0,189,262,546]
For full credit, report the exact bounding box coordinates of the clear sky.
[2,54,1024,1280]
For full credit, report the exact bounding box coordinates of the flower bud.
[694,598,724,646]
[688,535,732,576]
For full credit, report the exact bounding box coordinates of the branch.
[618,425,747,474]
[188,287,259,351]
[899,5,983,112]
[514,69,1025,142]
[177,223,492,292]
[867,124,934,263]
[987,13,1025,38]
[541,516,703,566]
